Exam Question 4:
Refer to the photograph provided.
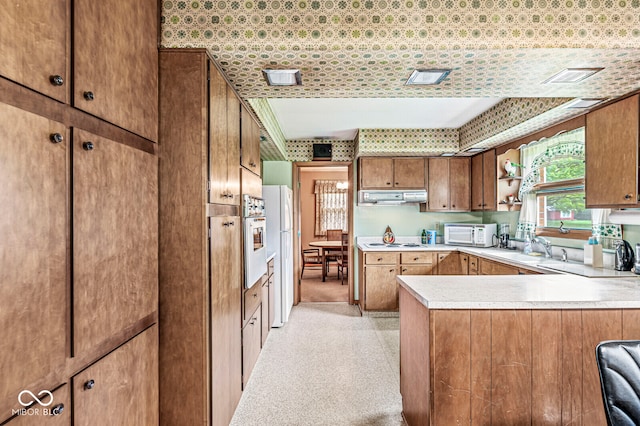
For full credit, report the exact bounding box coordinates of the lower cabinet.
[400,252,436,275]
[73,325,158,426]
[436,252,469,275]
[361,252,400,311]
[478,257,520,275]
[261,263,274,346]
[468,255,479,275]
[242,304,262,389]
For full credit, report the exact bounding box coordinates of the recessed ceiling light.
[440,152,456,157]
[564,98,606,109]
[262,69,302,86]
[465,147,485,153]
[543,68,604,84]
[405,69,451,85]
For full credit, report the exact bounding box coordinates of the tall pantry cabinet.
[159,49,243,426]
[0,0,159,423]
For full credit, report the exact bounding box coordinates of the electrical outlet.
[435,221,440,232]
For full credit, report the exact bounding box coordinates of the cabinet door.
[471,154,484,211]
[364,265,399,310]
[0,104,67,421]
[449,158,470,211]
[478,258,519,275]
[261,280,269,346]
[482,150,497,210]
[74,0,158,141]
[401,265,435,275]
[73,326,158,426]
[586,95,639,207]
[428,158,450,210]
[394,158,425,188]
[242,307,262,389]
[209,60,229,205]
[0,0,69,103]
[73,129,158,356]
[468,255,478,275]
[240,106,261,176]
[360,157,394,189]
[437,252,463,275]
[210,216,242,425]
[226,86,241,205]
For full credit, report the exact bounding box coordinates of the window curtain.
[515,128,621,242]
[314,180,348,236]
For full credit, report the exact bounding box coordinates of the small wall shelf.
[496,149,523,212]
[498,176,523,186]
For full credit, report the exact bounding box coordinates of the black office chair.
[595,340,640,426]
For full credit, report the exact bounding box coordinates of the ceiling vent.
[564,98,606,109]
[405,69,451,85]
[543,68,604,84]
[262,69,302,86]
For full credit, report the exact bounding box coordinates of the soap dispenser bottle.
[523,233,532,255]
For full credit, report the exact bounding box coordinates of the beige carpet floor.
[300,265,349,303]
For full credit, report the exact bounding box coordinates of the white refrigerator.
[262,185,293,327]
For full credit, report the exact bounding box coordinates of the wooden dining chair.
[324,229,343,275]
[337,233,349,285]
[326,229,342,241]
[301,248,324,280]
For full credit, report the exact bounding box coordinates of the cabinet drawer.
[243,284,262,323]
[400,265,435,275]
[364,252,398,265]
[401,252,435,264]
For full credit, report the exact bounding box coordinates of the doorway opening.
[293,162,353,305]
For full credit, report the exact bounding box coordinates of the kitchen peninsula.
[398,274,640,426]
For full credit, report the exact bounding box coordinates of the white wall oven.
[243,195,267,288]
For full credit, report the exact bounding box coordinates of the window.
[314,180,348,236]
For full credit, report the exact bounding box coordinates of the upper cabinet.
[471,150,497,211]
[359,157,426,189]
[0,0,70,103]
[241,105,261,177]
[586,94,640,208]
[74,0,158,141]
[425,157,470,211]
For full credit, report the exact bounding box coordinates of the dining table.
[308,240,343,282]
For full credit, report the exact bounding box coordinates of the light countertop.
[398,274,640,310]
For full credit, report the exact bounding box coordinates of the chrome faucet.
[531,236,553,258]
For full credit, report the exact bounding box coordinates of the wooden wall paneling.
[74,0,158,141]
[72,326,158,426]
[158,50,209,425]
[622,309,640,338]
[491,310,532,425]
[399,286,431,426]
[561,310,583,424]
[210,216,242,426]
[431,309,471,425]
[581,310,623,425]
[531,310,562,425]
[0,104,68,422]
[73,128,158,357]
[0,0,70,103]
[470,310,492,425]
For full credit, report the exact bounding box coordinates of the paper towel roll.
[608,209,640,225]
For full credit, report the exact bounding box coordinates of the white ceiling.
[267,97,504,140]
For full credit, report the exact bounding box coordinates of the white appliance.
[444,223,497,247]
[262,185,293,327]
[243,195,267,288]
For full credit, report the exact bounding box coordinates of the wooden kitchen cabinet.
[359,157,426,189]
[0,0,70,103]
[159,49,243,426]
[471,150,497,211]
[426,158,470,211]
[478,257,520,275]
[468,255,479,275]
[242,305,262,389]
[73,128,158,357]
[262,258,275,346]
[361,252,400,311]
[73,0,158,141]
[209,69,241,205]
[586,94,640,207]
[73,326,158,426]
[0,103,67,421]
[437,252,468,275]
[400,252,436,275]
[241,105,262,176]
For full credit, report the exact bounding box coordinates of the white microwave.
[444,223,497,247]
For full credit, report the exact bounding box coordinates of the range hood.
[357,190,427,206]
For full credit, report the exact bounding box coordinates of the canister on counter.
[426,230,437,245]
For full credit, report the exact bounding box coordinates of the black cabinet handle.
[82,141,94,151]
[83,91,94,101]
[51,403,64,416]
[625,194,632,200]
[50,75,64,86]
[386,182,391,185]
[50,133,64,144]
[84,379,95,390]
